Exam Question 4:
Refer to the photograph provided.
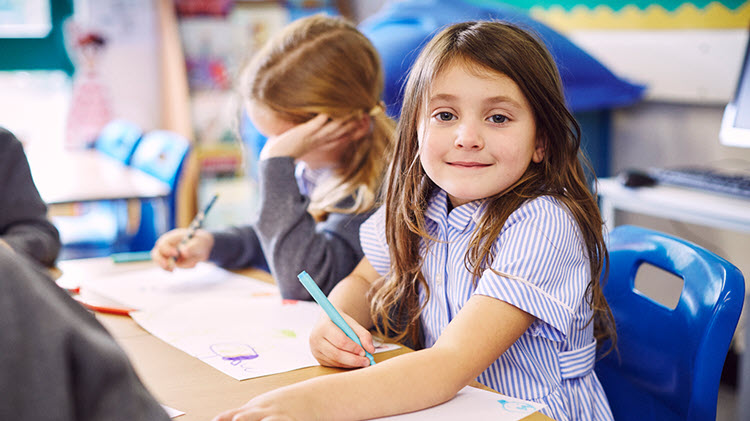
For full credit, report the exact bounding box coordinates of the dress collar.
[425,189,486,233]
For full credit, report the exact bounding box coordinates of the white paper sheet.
[131,295,399,380]
[160,404,185,418]
[373,386,546,420]
[77,263,399,380]
[78,262,278,311]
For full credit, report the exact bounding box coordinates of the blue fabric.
[358,0,645,117]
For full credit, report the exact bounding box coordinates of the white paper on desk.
[160,404,185,418]
[131,295,400,381]
[78,262,278,311]
[373,386,545,420]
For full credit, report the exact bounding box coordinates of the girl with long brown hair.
[215,20,615,421]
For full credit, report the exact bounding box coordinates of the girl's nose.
[454,122,484,149]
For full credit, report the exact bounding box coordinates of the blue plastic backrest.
[95,119,143,164]
[358,0,646,117]
[130,130,190,189]
[130,130,190,229]
[596,225,745,421]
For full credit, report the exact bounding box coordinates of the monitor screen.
[720,32,750,148]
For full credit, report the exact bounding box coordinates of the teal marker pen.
[111,251,152,263]
[297,271,375,365]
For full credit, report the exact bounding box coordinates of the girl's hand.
[150,228,214,271]
[212,386,318,421]
[259,113,369,161]
[309,311,375,368]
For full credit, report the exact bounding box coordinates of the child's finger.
[328,323,366,356]
[310,316,371,368]
[324,116,360,139]
[303,113,330,131]
[313,336,371,368]
[314,119,363,151]
[351,323,376,355]
[312,121,347,144]
[150,248,169,270]
[151,240,178,271]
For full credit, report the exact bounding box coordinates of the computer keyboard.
[647,166,750,199]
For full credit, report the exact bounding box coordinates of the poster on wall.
[472,0,750,30]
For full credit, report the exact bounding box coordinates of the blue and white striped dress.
[360,189,614,421]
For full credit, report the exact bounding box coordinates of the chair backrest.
[130,130,190,229]
[595,225,745,421]
[95,119,143,164]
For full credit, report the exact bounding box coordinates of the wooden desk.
[62,260,551,420]
[26,148,170,205]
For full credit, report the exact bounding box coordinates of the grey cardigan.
[209,157,374,300]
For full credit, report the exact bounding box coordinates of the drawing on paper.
[277,329,297,338]
[497,399,537,413]
[210,342,259,365]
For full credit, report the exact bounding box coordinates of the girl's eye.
[436,111,455,121]
[489,114,509,124]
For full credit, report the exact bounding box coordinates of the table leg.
[739,311,750,420]
[599,197,616,234]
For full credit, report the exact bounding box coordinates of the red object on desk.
[72,289,135,316]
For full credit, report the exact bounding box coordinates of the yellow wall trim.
[532,2,750,30]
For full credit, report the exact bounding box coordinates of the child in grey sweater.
[0,247,169,421]
[151,15,395,300]
[0,127,61,268]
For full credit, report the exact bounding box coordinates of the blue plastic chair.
[95,119,143,164]
[596,225,745,421]
[55,120,144,259]
[126,130,190,251]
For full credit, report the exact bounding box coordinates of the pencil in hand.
[168,194,219,270]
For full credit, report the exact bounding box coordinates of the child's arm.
[213,289,534,421]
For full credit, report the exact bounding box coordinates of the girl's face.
[417,61,544,208]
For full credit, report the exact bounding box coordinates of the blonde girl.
[214,20,616,421]
[152,15,395,300]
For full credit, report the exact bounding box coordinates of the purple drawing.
[210,342,259,365]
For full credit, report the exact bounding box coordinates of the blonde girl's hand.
[150,228,214,271]
[259,113,370,160]
[309,311,375,368]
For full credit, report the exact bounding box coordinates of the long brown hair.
[239,14,395,218]
[371,21,615,352]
